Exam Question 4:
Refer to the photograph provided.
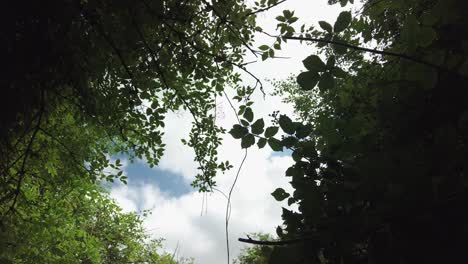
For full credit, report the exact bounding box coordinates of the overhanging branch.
[283,35,441,70]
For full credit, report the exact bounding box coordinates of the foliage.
[234,233,274,264]
[0,175,191,264]
[232,0,468,263]
[0,0,282,262]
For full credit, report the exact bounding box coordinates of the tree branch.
[238,237,306,246]
[283,36,441,70]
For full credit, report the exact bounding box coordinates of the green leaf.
[295,123,313,138]
[268,138,283,151]
[297,71,320,91]
[279,115,296,134]
[241,134,255,149]
[318,72,335,91]
[282,136,298,148]
[318,21,333,33]
[258,45,269,51]
[334,11,352,33]
[240,119,250,126]
[229,124,248,139]
[257,138,267,148]
[243,107,254,122]
[265,126,279,138]
[251,118,265,134]
[285,166,303,177]
[271,188,290,201]
[331,67,347,78]
[302,55,326,72]
[340,0,348,7]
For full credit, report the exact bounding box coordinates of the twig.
[244,0,288,18]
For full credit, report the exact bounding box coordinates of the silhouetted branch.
[283,36,441,70]
[238,237,305,246]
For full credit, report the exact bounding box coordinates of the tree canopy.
[233,0,468,263]
[3,0,468,263]
[0,0,283,262]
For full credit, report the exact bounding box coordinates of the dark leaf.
[279,115,296,134]
[302,55,326,72]
[297,71,320,91]
[229,124,248,139]
[243,107,254,122]
[268,138,283,151]
[334,11,352,33]
[251,118,265,135]
[271,188,290,201]
[265,126,279,138]
[318,72,335,91]
[319,21,333,33]
[241,134,255,149]
[257,138,267,148]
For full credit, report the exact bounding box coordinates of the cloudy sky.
[109,1,350,263]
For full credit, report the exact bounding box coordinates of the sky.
[109,1,348,263]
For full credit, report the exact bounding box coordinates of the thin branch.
[223,91,248,264]
[283,36,441,70]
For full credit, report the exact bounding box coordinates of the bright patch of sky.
[109,1,356,263]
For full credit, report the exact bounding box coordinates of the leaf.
[292,150,302,162]
[340,0,348,7]
[334,11,352,33]
[251,118,265,134]
[258,45,269,51]
[302,55,326,72]
[240,119,250,126]
[279,115,296,134]
[331,67,347,78]
[243,107,254,122]
[286,166,303,178]
[268,138,283,151]
[276,226,284,237]
[295,123,313,138]
[297,71,320,91]
[318,72,335,91]
[318,21,333,33]
[241,134,255,149]
[271,188,290,201]
[257,138,267,148]
[229,124,248,139]
[282,136,298,148]
[265,126,279,138]
[331,37,348,54]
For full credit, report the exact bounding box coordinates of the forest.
[1,0,468,263]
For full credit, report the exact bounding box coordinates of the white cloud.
[110,0,350,263]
